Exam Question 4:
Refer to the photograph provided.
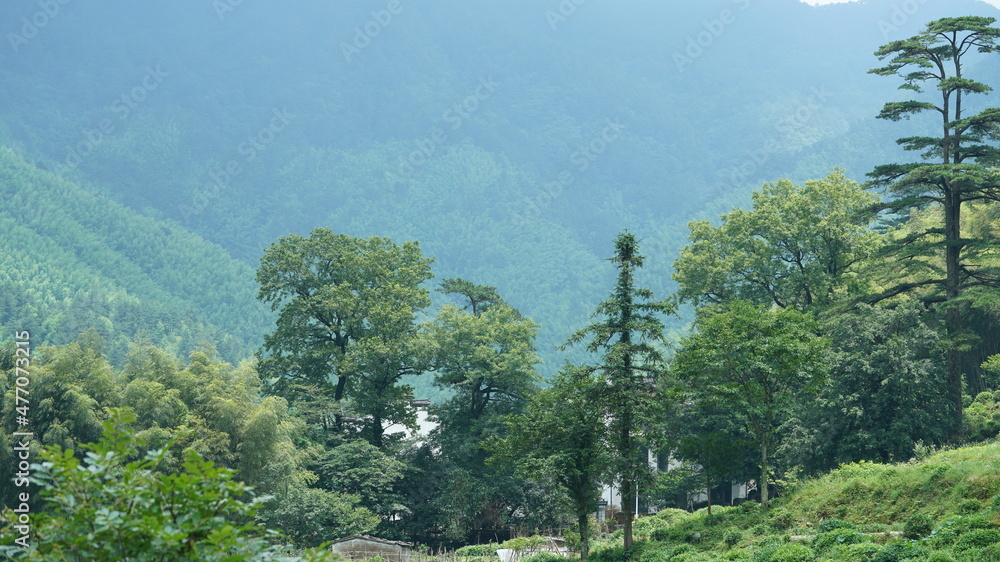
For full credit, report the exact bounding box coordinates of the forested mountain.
[0,147,271,364]
[2,0,999,374]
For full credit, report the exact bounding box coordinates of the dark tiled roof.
[331,534,413,547]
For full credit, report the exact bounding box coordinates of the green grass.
[584,440,1000,561]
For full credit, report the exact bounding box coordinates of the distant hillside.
[2,0,1000,374]
[0,147,272,364]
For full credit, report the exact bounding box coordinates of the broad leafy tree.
[423,280,548,543]
[672,301,827,507]
[868,17,1000,439]
[563,232,674,551]
[668,403,750,515]
[782,303,950,474]
[673,170,881,310]
[489,364,607,559]
[255,229,433,442]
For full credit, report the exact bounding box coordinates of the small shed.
[330,534,413,561]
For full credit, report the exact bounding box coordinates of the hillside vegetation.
[0,147,273,364]
[584,442,1000,561]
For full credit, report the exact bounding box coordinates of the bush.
[739,501,761,514]
[981,543,1000,562]
[725,530,744,548]
[519,553,565,562]
[665,544,695,558]
[922,551,955,562]
[635,548,670,562]
[0,409,324,561]
[871,541,928,562]
[456,544,498,556]
[954,529,1000,551]
[588,545,627,562]
[903,514,934,540]
[769,543,816,562]
[813,528,869,553]
[829,542,881,561]
[752,537,790,562]
[650,526,691,543]
[957,499,982,514]
[817,519,857,534]
[770,509,794,530]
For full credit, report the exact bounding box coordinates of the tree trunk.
[334,373,348,431]
[760,438,769,508]
[622,478,634,552]
[706,472,713,516]
[578,510,590,560]
[944,187,965,442]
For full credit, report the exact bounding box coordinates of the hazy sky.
[801,0,1000,6]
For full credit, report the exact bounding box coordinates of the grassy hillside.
[585,442,1000,561]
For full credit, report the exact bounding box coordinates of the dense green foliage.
[573,441,1000,560]
[5,3,1000,558]
[0,409,337,560]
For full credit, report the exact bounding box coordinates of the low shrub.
[903,514,934,540]
[456,544,497,556]
[739,501,761,514]
[871,541,928,562]
[957,499,982,514]
[519,553,565,562]
[812,528,869,553]
[953,528,1000,551]
[752,536,790,562]
[829,542,880,561]
[665,543,695,558]
[923,551,955,562]
[650,526,691,543]
[980,543,1000,562]
[725,530,744,548]
[858,523,888,534]
[655,508,692,524]
[817,519,856,534]
[770,509,793,530]
[769,543,816,562]
[587,545,626,562]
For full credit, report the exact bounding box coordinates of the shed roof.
[331,534,413,548]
